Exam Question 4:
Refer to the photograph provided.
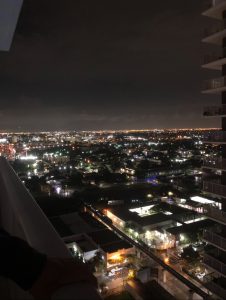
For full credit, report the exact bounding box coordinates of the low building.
[64,234,98,262]
[106,205,173,233]
[88,229,135,269]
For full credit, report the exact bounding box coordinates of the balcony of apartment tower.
[203,225,226,251]
[203,175,226,198]
[204,274,226,299]
[203,203,226,224]
[203,246,226,277]
[203,0,226,20]
[202,1,226,75]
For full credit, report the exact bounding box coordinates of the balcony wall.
[0,157,101,300]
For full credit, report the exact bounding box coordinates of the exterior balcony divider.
[203,229,226,251]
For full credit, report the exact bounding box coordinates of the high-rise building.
[202,1,226,298]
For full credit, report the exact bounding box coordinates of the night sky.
[0,0,220,131]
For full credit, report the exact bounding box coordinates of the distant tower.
[202,1,226,298]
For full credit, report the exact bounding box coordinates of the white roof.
[190,196,215,205]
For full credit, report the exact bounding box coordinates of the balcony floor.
[202,57,226,71]
[202,2,226,20]
[202,85,226,94]
[202,28,226,45]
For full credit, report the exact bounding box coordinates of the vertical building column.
[221,62,226,184]
[222,11,226,184]
[222,11,226,236]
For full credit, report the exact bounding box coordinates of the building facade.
[202,1,226,298]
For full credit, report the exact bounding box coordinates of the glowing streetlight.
[164,257,169,264]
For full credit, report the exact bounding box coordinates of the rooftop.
[137,213,171,227]
[88,229,132,253]
[50,212,105,237]
[166,219,216,236]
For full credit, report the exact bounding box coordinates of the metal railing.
[203,157,226,169]
[203,105,226,117]
[0,157,101,300]
[203,76,226,91]
[203,229,226,250]
[203,131,226,143]
[204,204,226,224]
[203,253,226,276]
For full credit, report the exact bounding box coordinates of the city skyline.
[0,0,220,131]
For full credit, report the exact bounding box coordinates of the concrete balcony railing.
[204,204,226,224]
[203,131,226,144]
[203,229,226,251]
[203,157,226,170]
[202,77,226,93]
[203,253,226,276]
[203,180,226,198]
[0,157,101,300]
[203,105,226,117]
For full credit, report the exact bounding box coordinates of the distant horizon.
[0,127,220,135]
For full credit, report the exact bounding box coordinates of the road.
[84,203,213,300]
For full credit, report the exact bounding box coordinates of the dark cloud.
[0,0,220,131]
